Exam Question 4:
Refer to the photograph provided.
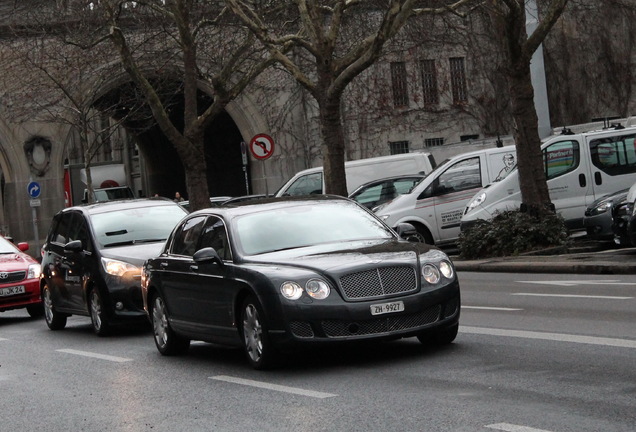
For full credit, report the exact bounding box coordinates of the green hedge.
[458,210,570,259]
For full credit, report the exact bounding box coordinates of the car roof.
[189,195,353,218]
[62,197,183,216]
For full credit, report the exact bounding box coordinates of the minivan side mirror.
[63,240,83,253]
[193,247,223,267]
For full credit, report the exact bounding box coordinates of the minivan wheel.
[151,294,190,355]
[89,289,111,336]
[42,285,67,330]
[240,296,278,370]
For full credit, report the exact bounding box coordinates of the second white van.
[370,145,517,247]
[274,152,436,197]
[462,121,636,233]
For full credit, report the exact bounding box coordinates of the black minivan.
[40,198,187,335]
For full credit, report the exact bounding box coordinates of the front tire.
[240,296,278,370]
[151,294,190,355]
[417,323,459,346]
[42,284,67,330]
[26,303,44,318]
[89,289,111,336]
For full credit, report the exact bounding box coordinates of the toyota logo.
[0,272,8,279]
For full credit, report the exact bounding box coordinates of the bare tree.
[485,0,570,216]
[90,0,280,211]
[226,0,476,196]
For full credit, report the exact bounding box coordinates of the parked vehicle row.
[0,236,43,317]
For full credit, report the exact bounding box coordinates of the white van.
[370,145,517,247]
[462,122,636,232]
[274,152,436,197]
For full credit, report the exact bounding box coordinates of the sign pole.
[27,179,41,250]
[249,134,275,197]
[240,141,250,195]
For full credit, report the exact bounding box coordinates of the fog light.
[115,302,124,310]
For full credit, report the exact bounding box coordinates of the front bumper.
[268,281,460,347]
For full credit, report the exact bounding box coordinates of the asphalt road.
[1,271,634,432]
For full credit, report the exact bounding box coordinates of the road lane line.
[486,423,554,432]
[0,337,7,341]
[461,326,636,349]
[210,375,337,399]
[463,306,523,311]
[56,349,132,362]
[512,293,632,299]
[517,280,634,287]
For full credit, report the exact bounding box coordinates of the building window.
[449,57,468,104]
[420,59,438,105]
[425,137,444,147]
[390,62,409,107]
[389,141,410,155]
[460,134,479,141]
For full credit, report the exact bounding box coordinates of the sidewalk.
[451,242,636,274]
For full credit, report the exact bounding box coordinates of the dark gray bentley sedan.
[142,196,460,369]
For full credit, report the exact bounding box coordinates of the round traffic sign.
[27,181,41,199]
[249,134,275,160]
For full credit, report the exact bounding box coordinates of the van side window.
[285,172,323,196]
[543,140,579,179]
[590,133,636,176]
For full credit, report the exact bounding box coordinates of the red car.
[0,236,43,317]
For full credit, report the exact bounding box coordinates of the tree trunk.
[508,66,552,215]
[319,99,348,196]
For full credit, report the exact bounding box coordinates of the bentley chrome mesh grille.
[339,266,417,300]
[321,305,441,338]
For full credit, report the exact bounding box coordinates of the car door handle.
[594,171,602,185]
[190,265,199,272]
[159,262,169,268]
[578,173,586,187]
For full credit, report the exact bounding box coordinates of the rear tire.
[89,289,111,336]
[240,296,278,370]
[42,284,67,330]
[150,294,190,355]
[413,224,434,245]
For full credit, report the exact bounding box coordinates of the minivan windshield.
[91,204,186,248]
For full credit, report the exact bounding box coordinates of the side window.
[170,216,206,257]
[351,183,384,207]
[543,140,579,179]
[590,133,636,176]
[68,215,91,251]
[284,172,323,196]
[199,216,231,261]
[51,213,75,245]
[423,157,481,198]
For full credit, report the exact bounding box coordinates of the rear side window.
[590,133,636,176]
[420,156,481,198]
[283,172,323,196]
[543,140,579,179]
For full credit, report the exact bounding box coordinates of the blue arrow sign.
[27,181,41,199]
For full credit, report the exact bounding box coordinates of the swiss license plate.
[0,285,26,297]
[370,300,404,316]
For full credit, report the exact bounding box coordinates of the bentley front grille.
[339,266,417,300]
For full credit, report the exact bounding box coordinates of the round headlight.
[280,281,303,300]
[305,279,330,299]
[422,264,440,284]
[439,260,454,279]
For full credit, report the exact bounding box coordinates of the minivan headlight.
[466,192,487,213]
[101,257,139,277]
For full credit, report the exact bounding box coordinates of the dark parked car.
[0,236,43,317]
[349,175,425,210]
[612,182,636,247]
[40,198,188,335]
[583,188,628,241]
[142,196,460,369]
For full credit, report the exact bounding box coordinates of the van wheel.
[412,224,434,245]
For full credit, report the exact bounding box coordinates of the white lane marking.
[56,349,132,363]
[211,375,337,399]
[517,280,633,287]
[486,423,554,432]
[463,306,523,311]
[0,337,7,341]
[512,293,632,300]
[462,326,636,349]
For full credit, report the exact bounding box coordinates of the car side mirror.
[63,239,83,253]
[193,247,223,266]
[17,242,29,252]
[395,223,419,242]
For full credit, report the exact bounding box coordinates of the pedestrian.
[174,191,184,202]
